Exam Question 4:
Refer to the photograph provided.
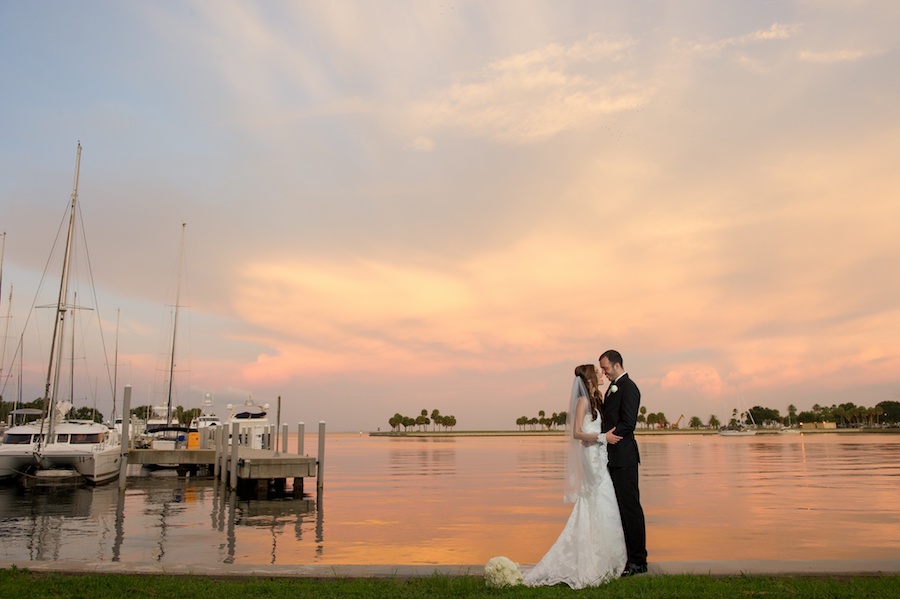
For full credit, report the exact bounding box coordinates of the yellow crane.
[671,414,684,429]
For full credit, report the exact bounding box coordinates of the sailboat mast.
[42,142,82,440]
[112,308,119,421]
[165,223,186,426]
[0,231,6,313]
[0,285,10,387]
[0,232,7,384]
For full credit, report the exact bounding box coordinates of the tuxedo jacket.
[601,372,641,468]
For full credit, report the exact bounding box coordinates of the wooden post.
[281,423,288,454]
[213,425,221,479]
[274,396,282,456]
[118,385,132,490]
[294,421,305,496]
[317,420,326,493]
[230,422,240,490]
[219,425,228,481]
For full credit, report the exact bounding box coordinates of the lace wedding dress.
[523,411,627,588]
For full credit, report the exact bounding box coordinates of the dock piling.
[317,421,326,493]
[118,385,132,490]
[230,422,240,489]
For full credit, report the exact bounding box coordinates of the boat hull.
[32,421,122,485]
[0,424,44,481]
[36,445,121,485]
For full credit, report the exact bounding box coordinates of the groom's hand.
[606,428,623,445]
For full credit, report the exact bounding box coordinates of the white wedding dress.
[523,410,627,588]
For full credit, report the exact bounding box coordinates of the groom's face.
[599,357,619,381]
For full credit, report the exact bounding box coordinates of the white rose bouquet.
[484,556,523,588]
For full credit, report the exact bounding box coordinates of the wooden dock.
[118,387,325,499]
[126,445,317,498]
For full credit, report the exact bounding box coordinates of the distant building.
[800,421,837,430]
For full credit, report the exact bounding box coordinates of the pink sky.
[1,1,899,431]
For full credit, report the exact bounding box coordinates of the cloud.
[413,34,653,143]
[798,49,869,63]
[659,365,726,395]
[682,23,801,55]
[407,136,435,152]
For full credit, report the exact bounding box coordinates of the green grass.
[2,569,899,599]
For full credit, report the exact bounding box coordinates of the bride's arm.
[572,397,605,445]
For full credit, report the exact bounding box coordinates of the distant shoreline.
[368,428,899,438]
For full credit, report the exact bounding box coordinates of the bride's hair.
[574,364,602,419]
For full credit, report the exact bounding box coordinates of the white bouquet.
[484,556,523,588]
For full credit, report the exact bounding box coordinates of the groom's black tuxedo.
[601,372,647,568]
[601,373,641,468]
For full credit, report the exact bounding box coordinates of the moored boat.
[0,421,44,481]
[190,394,221,430]
[25,144,122,485]
[227,397,271,449]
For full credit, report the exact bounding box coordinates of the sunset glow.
[1,1,898,430]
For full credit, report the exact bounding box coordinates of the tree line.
[512,400,900,431]
[0,397,107,424]
[0,397,203,427]
[516,410,567,430]
[388,409,457,432]
[748,400,900,428]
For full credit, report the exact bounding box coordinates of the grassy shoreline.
[3,569,899,599]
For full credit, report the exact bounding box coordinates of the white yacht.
[34,419,121,485]
[138,405,189,452]
[0,421,44,481]
[190,395,221,430]
[227,397,271,449]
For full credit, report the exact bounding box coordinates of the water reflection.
[0,433,899,565]
[388,438,457,477]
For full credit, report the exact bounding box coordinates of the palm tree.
[787,404,797,421]
[639,406,647,428]
[689,416,703,429]
[556,411,567,428]
[708,414,721,429]
[431,409,440,431]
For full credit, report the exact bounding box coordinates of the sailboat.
[22,144,121,485]
[718,385,758,437]
[779,410,801,434]
[0,335,40,480]
[138,224,190,452]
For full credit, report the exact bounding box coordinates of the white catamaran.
[7,144,122,485]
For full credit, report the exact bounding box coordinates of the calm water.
[0,432,898,565]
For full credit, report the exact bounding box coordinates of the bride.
[523,364,627,588]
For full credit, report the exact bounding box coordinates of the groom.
[599,349,648,576]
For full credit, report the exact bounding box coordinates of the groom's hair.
[599,349,623,367]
